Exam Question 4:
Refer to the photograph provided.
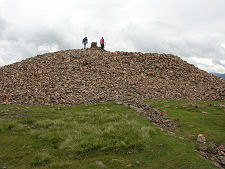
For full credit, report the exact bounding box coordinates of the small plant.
[0,120,16,133]
[30,152,51,166]
[35,119,55,129]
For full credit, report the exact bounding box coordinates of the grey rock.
[96,161,105,168]
[219,156,225,165]
[197,134,206,143]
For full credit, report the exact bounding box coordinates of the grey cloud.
[30,30,70,49]
[120,19,225,73]
[0,16,6,30]
[0,11,7,38]
[213,60,225,68]
[1,0,225,73]
[5,27,70,50]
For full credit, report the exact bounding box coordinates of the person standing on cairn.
[100,37,105,50]
[82,37,88,49]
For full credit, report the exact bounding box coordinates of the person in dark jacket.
[82,37,88,49]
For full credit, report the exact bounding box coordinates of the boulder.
[197,134,206,143]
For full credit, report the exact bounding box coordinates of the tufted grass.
[0,102,217,169]
[146,99,225,144]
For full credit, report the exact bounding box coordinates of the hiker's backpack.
[83,37,87,43]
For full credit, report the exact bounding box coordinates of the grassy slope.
[0,102,217,169]
[146,100,225,144]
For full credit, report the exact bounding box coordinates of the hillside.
[0,102,223,169]
[212,73,225,80]
[0,48,225,105]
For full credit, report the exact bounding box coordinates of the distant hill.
[211,73,225,80]
[0,48,225,105]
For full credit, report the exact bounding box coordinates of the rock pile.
[0,48,224,167]
[0,48,224,106]
[198,140,225,168]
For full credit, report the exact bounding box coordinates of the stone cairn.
[0,48,225,167]
[91,42,97,48]
[1,48,224,126]
[90,42,100,50]
[1,48,224,106]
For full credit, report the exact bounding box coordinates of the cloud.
[0,57,5,66]
[38,43,59,54]
[0,0,225,73]
[0,9,7,39]
[220,60,225,65]
[120,18,225,73]
[0,15,6,30]
[221,43,225,51]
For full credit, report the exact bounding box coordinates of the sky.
[0,0,225,73]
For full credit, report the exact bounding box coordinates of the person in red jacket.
[100,37,105,50]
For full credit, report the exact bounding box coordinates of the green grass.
[0,102,218,169]
[146,99,225,144]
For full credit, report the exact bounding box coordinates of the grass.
[146,99,225,144]
[0,102,218,169]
